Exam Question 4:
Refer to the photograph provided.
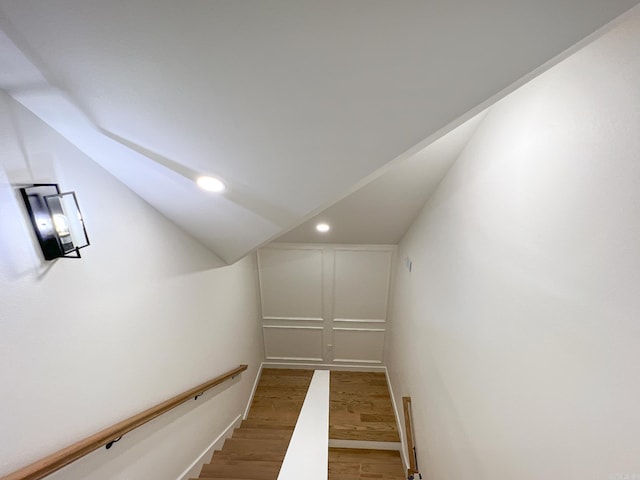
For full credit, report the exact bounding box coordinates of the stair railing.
[1,364,248,480]
[402,396,420,478]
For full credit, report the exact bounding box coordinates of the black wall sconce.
[19,184,90,260]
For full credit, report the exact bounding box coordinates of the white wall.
[0,93,264,479]
[258,244,394,365]
[387,13,640,480]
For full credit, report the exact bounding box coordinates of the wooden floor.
[328,448,406,480]
[194,368,313,480]
[330,371,400,442]
[245,368,314,429]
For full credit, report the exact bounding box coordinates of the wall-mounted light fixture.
[19,184,90,260]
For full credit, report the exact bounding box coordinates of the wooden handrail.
[1,364,248,480]
[403,396,418,475]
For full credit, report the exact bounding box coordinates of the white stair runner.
[277,370,330,480]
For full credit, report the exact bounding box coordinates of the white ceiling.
[0,1,638,263]
[276,111,486,244]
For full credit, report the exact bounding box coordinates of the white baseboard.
[243,362,264,420]
[262,361,386,372]
[384,366,410,473]
[176,414,242,480]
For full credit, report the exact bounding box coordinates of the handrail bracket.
[105,436,123,450]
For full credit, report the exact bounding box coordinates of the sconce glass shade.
[20,184,90,260]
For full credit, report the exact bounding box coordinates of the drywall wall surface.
[387,13,640,480]
[0,92,264,479]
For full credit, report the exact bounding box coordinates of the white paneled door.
[257,244,395,365]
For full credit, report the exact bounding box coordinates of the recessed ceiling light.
[196,176,226,193]
[316,223,330,233]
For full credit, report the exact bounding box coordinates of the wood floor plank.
[220,438,288,453]
[328,448,405,480]
[329,371,400,442]
[329,429,401,442]
[329,448,403,464]
[211,451,286,462]
[240,418,297,429]
[231,428,292,440]
[260,368,314,377]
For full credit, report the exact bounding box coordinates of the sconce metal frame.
[19,183,90,260]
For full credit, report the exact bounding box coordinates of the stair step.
[232,428,292,440]
[240,419,296,430]
[210,456,285,466]
[221,438,289,453]
[211,451,286,463]
[235,426,293,434]
[200,462,280,480]
[205,460,281,468]
[329,447,404,463]
[191,478,257,480]
[328,448,406,480]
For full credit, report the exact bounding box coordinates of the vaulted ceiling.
[0,1,638,263]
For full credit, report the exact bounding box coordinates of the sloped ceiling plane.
[1,1,638,263]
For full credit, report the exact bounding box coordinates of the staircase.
[191,369,313,480]
[191,368,405,480]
